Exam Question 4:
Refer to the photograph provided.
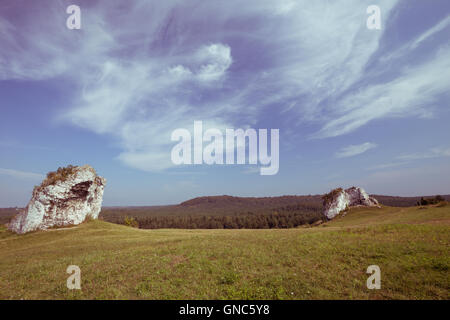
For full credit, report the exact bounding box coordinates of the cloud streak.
[397,147,450,161]
[0,168,44,180]
[335,142,377,158]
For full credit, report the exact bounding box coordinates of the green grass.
[0,205,449,300]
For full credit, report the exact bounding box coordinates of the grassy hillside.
[0,204,449,299]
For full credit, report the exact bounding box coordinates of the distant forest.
[99,194,450,229]
[1,194,449,229]
[105,201,324,229]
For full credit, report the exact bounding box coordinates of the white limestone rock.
[323,187,379,220]
[8,165,106,234]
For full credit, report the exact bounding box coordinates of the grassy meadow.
[0,204,449,300]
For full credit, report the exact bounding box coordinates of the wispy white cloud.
[0,168,43,180]
[313,45,450,138]
[307,10,450,139]
[0,140,52,150]
[378,14,450,64]
[367,147,450,172]
[335,142,377,158]
[346,163,450,196]
[367,161,409,171]
[396,147,450,161]
[195,44,232,83]
[412,15,450,49]
[1,0,448,174]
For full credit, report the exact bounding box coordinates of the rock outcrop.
[323,187,379,220]
[8,165,106,234]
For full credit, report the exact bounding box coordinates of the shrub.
[40,165,77,188]
[417,196,445,206]
[322,188,343,206]
[83,215,95,223]
[436,201,448,208]
[123,216,139,228]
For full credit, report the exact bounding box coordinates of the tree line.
[119,212,322,229]
[105,204,323,229]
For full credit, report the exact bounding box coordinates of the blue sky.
[1,0,449,206]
